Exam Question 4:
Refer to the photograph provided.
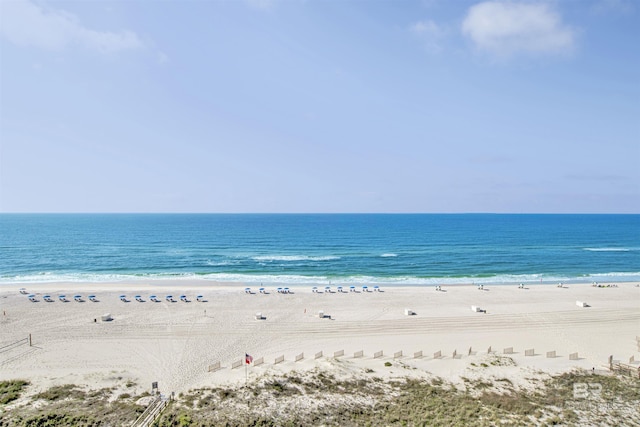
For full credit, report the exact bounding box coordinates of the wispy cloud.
[0,0,144,53]
[461,1,575,58]
[409,20,446,53]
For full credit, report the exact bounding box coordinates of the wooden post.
[29,334,32,346]
[609,355,613,370]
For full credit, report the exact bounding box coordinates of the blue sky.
[1,0,638,213]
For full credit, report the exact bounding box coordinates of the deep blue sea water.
[1,214,639,286]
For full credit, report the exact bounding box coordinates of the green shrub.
[0,380,29,404]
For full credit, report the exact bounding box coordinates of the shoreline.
[4,277,639,293]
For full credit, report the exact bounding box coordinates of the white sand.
[1,281,639,395]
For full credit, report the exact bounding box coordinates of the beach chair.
[349,286,356,292]
[244,287,251,294]
[43,295,53,302]
[150,295,159,302]
[135,295,144,302]
[166,295,174,302]
[180,295,189,302]
[259,287,265,294]
[88,295,98,302]
[74,295,83,302]
[337,286,343,293]
[276,287,283,293]
[324,286,331,293]
[59,295,68,302]
[196,295,204,302]
[19,288,28,295]
[374,285,380,292]
[283,287,290,294]
[28,294,38,302]
[312,286,318,293]
[120,295,129,302]
[362,285,369,292]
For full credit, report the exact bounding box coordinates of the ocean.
[1,214,639,286]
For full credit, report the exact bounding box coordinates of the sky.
[0,0,638,213]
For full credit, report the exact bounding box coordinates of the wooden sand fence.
[609,355,640,379]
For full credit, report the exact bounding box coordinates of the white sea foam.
[380,253,398,257]
[251,255,340,262]
[583,247,634,252]
[3,271,640,286]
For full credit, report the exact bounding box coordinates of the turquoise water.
[1,214,638,285]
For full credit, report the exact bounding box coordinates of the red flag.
[245,353,253,364]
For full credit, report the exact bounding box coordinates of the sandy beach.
[1,281,639,397]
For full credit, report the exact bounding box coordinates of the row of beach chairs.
[26,293,206,303]
[121,294,206,303]
[28,294,98,303]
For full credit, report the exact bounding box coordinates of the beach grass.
[1,369,638,426]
